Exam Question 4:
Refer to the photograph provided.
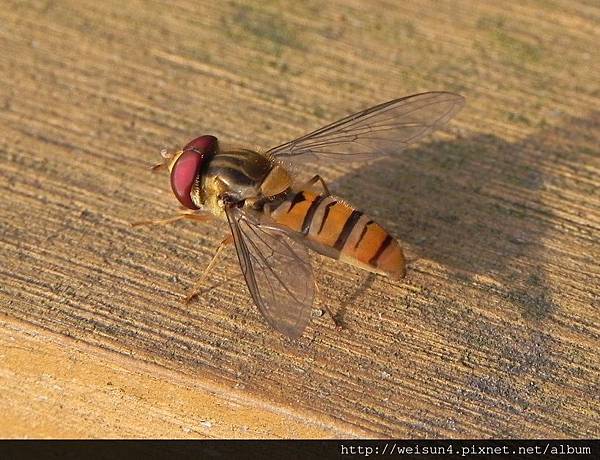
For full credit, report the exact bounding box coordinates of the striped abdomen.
[268,190,406,279]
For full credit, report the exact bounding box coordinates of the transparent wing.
[225,206,314,338]
[267,92,465,164]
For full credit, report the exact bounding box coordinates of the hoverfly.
[133,92,465,338]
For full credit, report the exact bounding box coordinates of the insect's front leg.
[130,209,212,228]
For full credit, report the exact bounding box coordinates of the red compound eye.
[170,135,218,209]
[183,134,218,152]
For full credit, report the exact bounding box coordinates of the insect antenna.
[151,147,178,172]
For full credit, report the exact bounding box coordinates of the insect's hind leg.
[300,175,331,196]
[184,234,234,303]
[313,278,343,331]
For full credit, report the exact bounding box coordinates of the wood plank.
[0,315,357,438]
[0,0,598,437]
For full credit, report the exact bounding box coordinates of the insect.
[133,92,465,338]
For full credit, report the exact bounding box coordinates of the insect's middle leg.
[300,175,331,196]
[184,234,234,303]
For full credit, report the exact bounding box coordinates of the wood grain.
[0,0,598,438]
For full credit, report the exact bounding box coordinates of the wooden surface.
[0,0,598,438]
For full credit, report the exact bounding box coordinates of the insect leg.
[130,210,212,228]
[323,304,343,331]
[313,278,343,330]
[184,234,234,303]
[300,175,331,196]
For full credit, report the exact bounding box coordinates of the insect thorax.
[191,149,291,217]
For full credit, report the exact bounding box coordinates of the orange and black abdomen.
[269,190,406,279]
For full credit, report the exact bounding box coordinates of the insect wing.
[225,206,314,338]
[267,92,465,164]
